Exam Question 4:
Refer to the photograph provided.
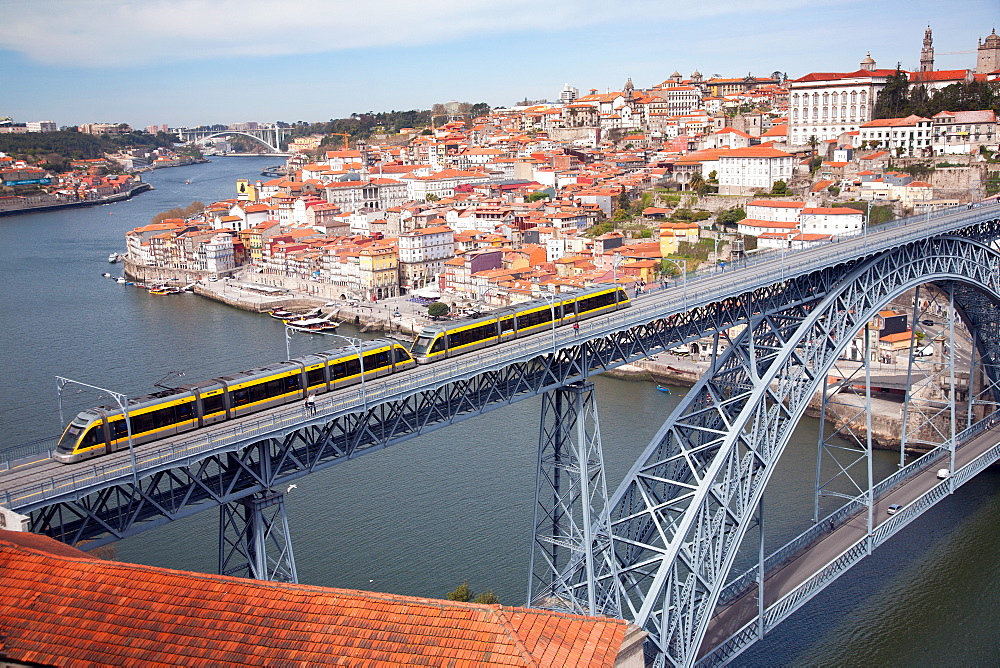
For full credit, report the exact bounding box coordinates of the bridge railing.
[718,414,997,606]
[702,418,1000,667]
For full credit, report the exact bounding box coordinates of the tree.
[425,193,440,202]
[807,135,819,156]
[872,66,911,119]
[446,581,472,602]
[469,102,491,118]
[616,188,631,213]
[445,581,499,604]
[427,302,450,318]
[526,191,550,202]
[688,172,704,193]
[707,170,718,184]
[716,207,745,227]
[770,180,788,195]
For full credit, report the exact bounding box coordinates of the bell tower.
[920,26,934,72]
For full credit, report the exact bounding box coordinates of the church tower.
[920,26,934,72]
[860,52,876,71]
[624,77,635,102]
[978,29,1000,74]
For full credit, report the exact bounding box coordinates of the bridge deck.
[699,421,1000,659]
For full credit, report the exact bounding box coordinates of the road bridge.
[2,203,999,665]
[174,124,290,153]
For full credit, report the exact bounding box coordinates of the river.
[0,157,997,665]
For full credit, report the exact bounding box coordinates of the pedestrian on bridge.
[305,393,317,415]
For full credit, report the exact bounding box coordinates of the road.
[698,421,1000,659]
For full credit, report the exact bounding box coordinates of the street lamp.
[56,376,138,486]
[539,291,559,357]
[284,326,371,413]
[611,252,624,304]
[661,258,687,309]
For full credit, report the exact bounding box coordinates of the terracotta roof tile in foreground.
[0,530,627,667]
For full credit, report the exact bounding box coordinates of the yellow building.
[359,246,399,300]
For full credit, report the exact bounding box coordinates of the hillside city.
[4,27,1000,314]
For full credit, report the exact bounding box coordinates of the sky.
[0,0,995,129]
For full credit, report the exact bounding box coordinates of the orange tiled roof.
[0,530,628,667]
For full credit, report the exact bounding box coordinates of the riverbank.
[0,182,153,217]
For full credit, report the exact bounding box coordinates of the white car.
[936,468,950,480]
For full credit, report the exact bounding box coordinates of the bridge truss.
[563,233,1000,666]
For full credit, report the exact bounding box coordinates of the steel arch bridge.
[2,207,1000,665]
[556,233,1000,666]
[176,125,289,153]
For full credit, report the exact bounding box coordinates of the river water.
[1,157,997,665]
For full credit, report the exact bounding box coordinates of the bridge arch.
[194,131,282,153]
[602,235,1000,665]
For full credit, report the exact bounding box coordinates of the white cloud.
[0,0,830,67]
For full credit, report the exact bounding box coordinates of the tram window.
[394,348,412,363]
[371,350,391,368]
[431,337,448,353]
[110,419,129,441]
[307,367,325,386]
[80,426,103,447]
[500,318,515,333]
[284,375,300,392]
[232,389,250,406]
[203,394,225,415]
[177,402,194,421]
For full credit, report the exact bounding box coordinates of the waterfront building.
[398,225,455,293]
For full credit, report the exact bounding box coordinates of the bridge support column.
[527,381,617,617]
[219,490,298,583]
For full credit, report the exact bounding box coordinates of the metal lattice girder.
[219,489,298,583]
[15,217,1000,554]
[589,236,1000,667]
[23,275,848,546]
[528,381,618,618]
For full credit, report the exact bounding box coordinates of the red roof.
[0,530,628,667]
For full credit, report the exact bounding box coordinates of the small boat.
[656,385,671,393]
[116,276,126,284]
[269,308,297,320]
[185,179,191,185]
[149,286,184,295]
[286,317,340,333]
[102,272,112,278]
[108,253,121,263]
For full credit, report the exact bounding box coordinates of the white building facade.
[787,57,894,146]
[717,147,795,196]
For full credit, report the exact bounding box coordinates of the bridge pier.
[527,380,618,617]
[219,490,298,583]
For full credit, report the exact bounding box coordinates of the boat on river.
[286,317,340,333]
[149,284,184,295]
[108,253,122,263]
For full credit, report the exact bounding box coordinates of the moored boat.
[286,317,340,333]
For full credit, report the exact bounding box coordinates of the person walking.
[305,392,317,415]
[573,322,580,336]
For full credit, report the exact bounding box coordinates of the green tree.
[474,591,500,604]
[526,191,550,202]
[770,180,788,195]
[446,581,473,602]
[445,581,500,604]
[427,301,451,318]
[872,67,911,119]
[716,207,746,227]
[616,188,631,213]
[425,193,440,202]
[807,135,819,156]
